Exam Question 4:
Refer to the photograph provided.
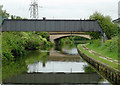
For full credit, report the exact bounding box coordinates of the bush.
[89,39,101,47]
[2,32,54,62]
[25,35,43,50]
[105,36,118,52]
[88,36,118,53]
[2,32,26,61]
[35,32,49,40]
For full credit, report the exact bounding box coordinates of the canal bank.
[77,44,120,85]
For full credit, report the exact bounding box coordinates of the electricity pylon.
[29,0,39,19]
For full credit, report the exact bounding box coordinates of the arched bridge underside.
[50,34,91,43]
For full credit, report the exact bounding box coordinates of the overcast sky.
[0,0,119,20]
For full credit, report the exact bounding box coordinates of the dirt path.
[81,44,120,65]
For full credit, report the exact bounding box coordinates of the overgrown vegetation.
[2,32,54,64]
[85,12,119,60]
[89,12,119,39]
[86,36,118,60]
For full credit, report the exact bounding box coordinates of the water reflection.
[27,45,87,73]
[3,44,110,84]
[2,57,27,80]
[28,61,88,73]
[62,46,78,55]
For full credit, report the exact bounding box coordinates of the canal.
[2,44,112,84]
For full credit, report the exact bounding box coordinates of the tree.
[11,15,24,19]
[89,12,119,39]
[0,5,9,18]
[0,5,26,19]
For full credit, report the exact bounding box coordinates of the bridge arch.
[49,34,91,43]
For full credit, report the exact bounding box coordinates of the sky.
[0,0,119,20]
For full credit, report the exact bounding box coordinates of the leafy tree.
[0,5,9,18]
[89,12,119,39]
[0,5,25,19]
[11,15,23,19]
[35,32,49,40]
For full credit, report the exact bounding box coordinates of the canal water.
[2,44,111,84]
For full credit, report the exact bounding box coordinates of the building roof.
[113,18,120,23]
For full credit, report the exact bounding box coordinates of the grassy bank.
[86,36,118,60]
[77,44,118,70]
[77,36,119,70]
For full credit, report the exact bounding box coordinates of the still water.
[3,44,111,84]
[28,61,87,73]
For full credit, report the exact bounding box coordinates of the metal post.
[71,31,72,36]
[101,36,103,46]
[103,33,107,42]
[101,32,107,46]
[0,25,2,84]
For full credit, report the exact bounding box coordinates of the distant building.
[118,1,120,18]
[113,18,120,27]
[113,1,120,27]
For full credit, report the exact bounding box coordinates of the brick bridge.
[48,32,91,43]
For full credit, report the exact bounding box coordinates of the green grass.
[86,43,118,61]
[86,36,118,61]
[77,44,119,70]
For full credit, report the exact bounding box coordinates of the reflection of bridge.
[48,48,82,62]
[49,52,82,62]
[48,32,91,43]
[3,73,101,84]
